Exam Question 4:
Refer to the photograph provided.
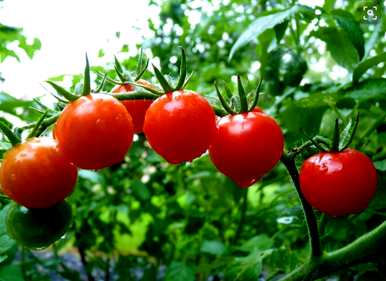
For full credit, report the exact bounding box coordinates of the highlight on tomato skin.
[143,90,217,164]
[299,148,377,217]
[0,137,77,209]
[111,82,153,134]
[54,93,134,170]
[209,109,284,188]
[5,201,72,249]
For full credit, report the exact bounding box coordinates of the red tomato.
[0,138,77,208]
[143,90,216,164]
[209,109,284,188]
[111,82,153,133]
[55,94,134,170]
[299,149,377,216]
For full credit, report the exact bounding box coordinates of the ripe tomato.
[209,109,284,188]
[299,149,377,216]
[111,82,153,133]
[55,94,134,170]
[143,90,216,164]
[0,138,77,208]
[6,201,72,249]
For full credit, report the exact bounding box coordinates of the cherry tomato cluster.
[0,49,378,249]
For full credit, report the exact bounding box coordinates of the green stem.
[281,153,322,257]
[279,221,386,281]
[234,189,248,242]
[110,91,159,100]
[21,113,60,131]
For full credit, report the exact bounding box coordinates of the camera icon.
[363,6,379,23]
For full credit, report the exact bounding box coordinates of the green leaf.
[0,265,23,281]
[274,20,288,43]
[225,252,262,281]
[374,160,386,171]
[364,20,383,58]
[229,5,305,60]
[239,234,273,253]
[0,236,14,257]
[165,262,195,281]
[0,92,32,115]
[345,79,386,102]
[131,180,150,201]
[78,170,104,184]
[331,9,364,60]
[313,27,359,69]
[352,52,386,84]
[200,240,226,256]
[0,206,14,262]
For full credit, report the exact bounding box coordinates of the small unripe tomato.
[300,149,377,216]
[111,82,153,133]
[6,201,72,249]
[143,90,216,164]
[54,94,134,170]
[0,138,77,208]
[209,109,284,188]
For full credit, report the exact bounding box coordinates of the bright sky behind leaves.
[0,0,155,99]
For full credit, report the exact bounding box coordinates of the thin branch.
[281,153,322,257]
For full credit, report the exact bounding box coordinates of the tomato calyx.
[137,47,192,96]
[215,76,262,115]
[112,48,151,86]
[0,109,56,147]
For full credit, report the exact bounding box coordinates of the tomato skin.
[6,201,72,249]
[143,90,216,164]
[111,83,153,133]
[55,94,134,170]
[299,149,377,216]
[0,138,77,208]
[209,109,284,188]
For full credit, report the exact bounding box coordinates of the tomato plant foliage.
[0,0,386,281]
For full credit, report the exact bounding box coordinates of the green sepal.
[134,49,149,81]
[249,79,262,111]
[303,131,327,152]
[95,73,107,92]
[182,72,194,89]
[0,121,21,146]
[46,81,78,102]
[339,112,359,151]
[114,56,127,83]
[331,118,340,151]
[21,113,60,131]
[96,72,121,85]
[131,81,163,96]
[174,47,187,90]
[114,55,124,76]
[152,64,173,93]
[214,81,236,114]
[237,75,248,113]
[49,92,68,104]
[82,54,91,96]
[213,106,227,117]
[27,111,48,138]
